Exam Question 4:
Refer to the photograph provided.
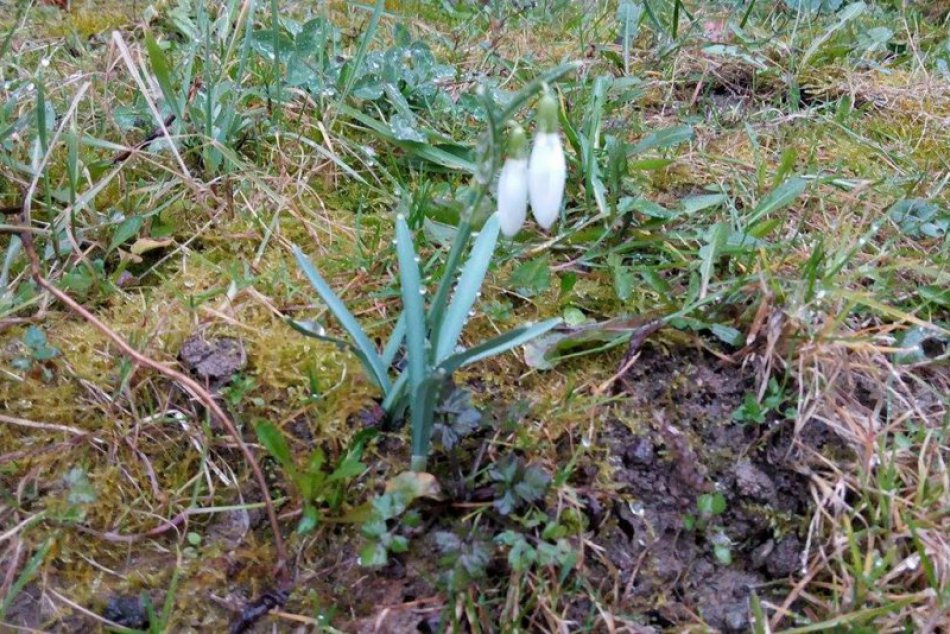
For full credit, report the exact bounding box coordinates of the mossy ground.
[2,0,949,631]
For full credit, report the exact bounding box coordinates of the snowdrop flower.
[528,87,566,231]
[497,123,529,237]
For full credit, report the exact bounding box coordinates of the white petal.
[497,158,528,237]
[528,132,566,230]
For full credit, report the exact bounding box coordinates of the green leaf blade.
[435,213,500,362]
[292,246,390,392]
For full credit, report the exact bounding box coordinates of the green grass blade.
[497,61,580,123]
[394,215,431,466]
[292,246,390,392]
[435,213,500,362]
[336,104,476,172]
[629,124,693,156]
[144,33,182,120]
[0,537,52,621]
[439,318,562,374]
[699,222,729,301]
[336,0,384,107]
[747,177,806,225]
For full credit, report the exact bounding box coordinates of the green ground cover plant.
[1,0,948,631]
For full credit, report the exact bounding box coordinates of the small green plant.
[489,455,551,516]
[254,421,373,534]
[434,531,491,593]
[360,471,442,566]
[291,64,579,471]
[732,377,788,424]
[10,325,60,380]
[430,384,482,451]
[684,491,732,565]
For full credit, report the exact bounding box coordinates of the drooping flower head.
[497,122,529,238]
[528,86,566,231]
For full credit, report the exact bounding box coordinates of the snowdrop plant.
[528,87,567,231]
[291,63,578,472]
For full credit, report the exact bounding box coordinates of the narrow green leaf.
[292,246,390,392]
[435,213,500,362]
[338,104,476,172]
[801,1,867,67]
[497,61,581,123]
[0,537,52,621]
[337,0,385,103]
[629,125,693,156]
[749,592,770,634]
[699,222,729,300]
[680,193,727,215]
[747,177,806,225]
[144,34,182,120]
[381,312,407,368]
[288,318,383,389]
[439,319,562,375]
[380,370,409,416]
[395,215,431,465]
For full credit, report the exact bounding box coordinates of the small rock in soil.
[103,595,149,630]
[179,335,247,389]
[766,535,802,578]
[622,435,654,467]
[734,460,777,503]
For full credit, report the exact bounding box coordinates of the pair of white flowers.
[497,89,567,237]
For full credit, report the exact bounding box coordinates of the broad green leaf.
[680,194,727,215]
[254,420,295,476]
[435,213,500,362]
[801,2,867,67]
[609,255,636,301]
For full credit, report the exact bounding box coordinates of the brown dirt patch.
[585,343,847,631]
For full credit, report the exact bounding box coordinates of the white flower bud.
[528,132,566,231]
[497,123,529,237]
[528,89,566,231]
